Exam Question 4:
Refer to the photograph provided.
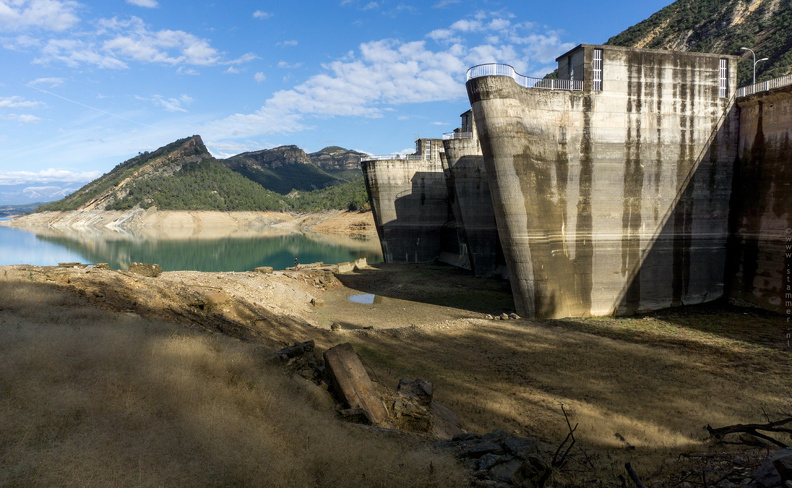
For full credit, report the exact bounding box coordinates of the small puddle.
[347,293,381,304]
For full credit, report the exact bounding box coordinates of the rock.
[508,313,520,320]
[337,262,355,273]
[435,430,547,488]
[504,436,537,457]
[430,400,465,440]
[253,266,273,274]
[462,441,505,458]
[485,314,495,320]
[772,448,792,481]
[477,453,506,471]
[276,340,315,360]
[489,458,526,484]
[323,343,392,428]
[310,297,324,308]
[128,262,162,277]
[330,322,341,331]
[482,429,510,442]
[754,458,782,488]
[93,263,110,269]
[499,313,509,320]
[397,378,433,407]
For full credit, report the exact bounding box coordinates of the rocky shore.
[0,208,378,239]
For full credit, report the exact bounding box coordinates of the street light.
[740,47,769,85]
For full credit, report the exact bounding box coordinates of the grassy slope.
[0,278,464,488]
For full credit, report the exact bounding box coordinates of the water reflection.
[0,225,382,272]
[347,293,383,304]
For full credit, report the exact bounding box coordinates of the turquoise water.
[0,225,382,272]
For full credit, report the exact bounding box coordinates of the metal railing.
[442,131,474,140]
[736,73,792,97]
[361,154,429,162]
[466,63,584,91]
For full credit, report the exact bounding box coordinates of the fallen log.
[706,417,792,448]
[323,343,392,429]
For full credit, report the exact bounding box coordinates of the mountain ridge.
[607,0,792,85]
[36,136,368,213]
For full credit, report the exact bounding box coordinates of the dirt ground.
[1,256,789,485]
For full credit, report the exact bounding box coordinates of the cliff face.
[309,146,366,174]
[228,145,313,169]
[223,145,342,194]
[607,0,792,85]
[38,136,211,211]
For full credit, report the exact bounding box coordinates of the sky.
[0,0,676,204]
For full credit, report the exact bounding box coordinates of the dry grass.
[2,263,790,487]
[0,280,465,488]
[342,305,791,485]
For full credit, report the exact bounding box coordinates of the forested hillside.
[607,0,792,86]
[36,136,370,213]
[222,146,344,195]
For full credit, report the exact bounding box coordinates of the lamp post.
[740,47,769,85]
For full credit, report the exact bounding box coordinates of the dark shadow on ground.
[334,262,514,315]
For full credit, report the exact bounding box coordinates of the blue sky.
[0,0,675,204]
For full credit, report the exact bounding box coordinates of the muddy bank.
[0,208,378,241]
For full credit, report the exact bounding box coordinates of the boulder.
[772,448,792,482]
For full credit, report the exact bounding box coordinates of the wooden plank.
[323,343,391,428]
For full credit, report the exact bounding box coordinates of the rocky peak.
[309,146,367,172]
[228,145,313,169]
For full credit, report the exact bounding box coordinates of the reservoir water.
[0,223,383,272]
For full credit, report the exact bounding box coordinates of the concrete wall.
[728,85,792,313]
[468,45,739,318]
[443,133,505,278]
[362,140,454,263]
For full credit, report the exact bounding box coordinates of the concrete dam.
[363,44,791,319]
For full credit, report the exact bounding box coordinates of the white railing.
[736,74,792,98]
[442,131,473,140]
[361,154,428,162]
[466,63,583,91]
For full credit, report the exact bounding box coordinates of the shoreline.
[0,208,379,241]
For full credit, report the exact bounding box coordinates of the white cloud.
[0,96,44,108]
[433,0,461,7]
[277,39,298,47]
[206,10,574,140]
[177,66,199,76]
[126,0,158,8]
[278,60,303,69]
[252,10,272,19]
[137,94,194,112]
[254,72,266,82]
[1,113,42,123]
[0,169,102,185]
[30,15,250,69]
[100,17,221,66]
[227,52,258,65]
[36,38,128,69]
[28,76,64,87]
[0,0,80,32]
